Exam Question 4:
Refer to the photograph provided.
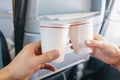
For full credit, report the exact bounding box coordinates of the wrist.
[0,66,16,80]
[0,67,10,80]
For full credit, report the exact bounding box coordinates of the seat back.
[0,31,11,69]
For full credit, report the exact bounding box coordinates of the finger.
[38,64,56,71]
[90,47,96,57]
[118,45,120,49]
[24,41,41,52]
[86,40,103,48]
[35,50,60,65]
[44,64,56,71]
[93,33,105,40]
[34,45,42,56]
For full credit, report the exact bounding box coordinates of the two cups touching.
[40,18,93,63]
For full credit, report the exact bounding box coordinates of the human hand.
[86,34,120,65]
[0,42,60,80]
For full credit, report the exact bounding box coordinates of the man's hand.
[0,42,60,80]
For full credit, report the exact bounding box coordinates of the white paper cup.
[40,22,69,63]
[69,18,93,54]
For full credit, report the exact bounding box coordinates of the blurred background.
[0,0,120,80]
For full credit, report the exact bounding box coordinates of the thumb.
[86,40,103,48]
[35,50,60,65]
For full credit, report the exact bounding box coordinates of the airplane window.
[102,0,120,45]
[113,0,120,12]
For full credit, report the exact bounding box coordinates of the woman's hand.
[86,34,120,65]
[0,42,60,80]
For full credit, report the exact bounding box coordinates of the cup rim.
[40,26,69,29]
[40,21,70,28]
[70,22,89,27]
[70,18,93,27]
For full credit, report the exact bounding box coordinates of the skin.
[86,34,120,65]
[70,33,120,70]
[1,33,120,80]
[0,41,60,80]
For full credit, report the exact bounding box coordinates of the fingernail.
[86,40,91,45]
[52,50,59,58]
